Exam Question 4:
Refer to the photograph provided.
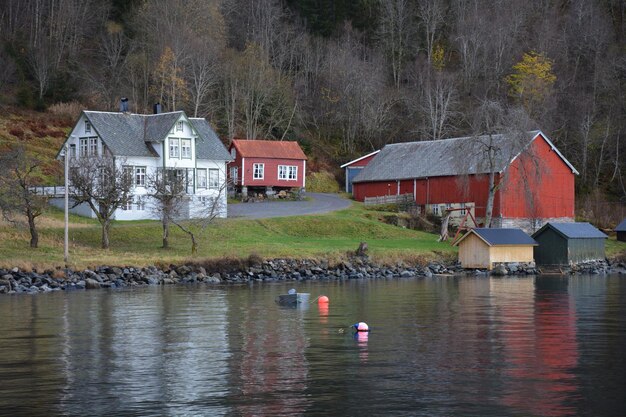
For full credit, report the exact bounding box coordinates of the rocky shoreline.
[1,257,624,295]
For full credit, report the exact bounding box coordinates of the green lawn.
[0,202,455,270]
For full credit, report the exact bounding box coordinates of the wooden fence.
[364,193,414,206]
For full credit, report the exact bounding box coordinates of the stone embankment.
[0,258,624,295]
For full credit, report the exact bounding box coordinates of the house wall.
[163,116,197,169]
[533,229,569,265]
[618,231,626,242]
[568,238,606,264]
[458,234,491,269]
[500,134,575,220]
[227,147,306,189]
[489,246,535,265]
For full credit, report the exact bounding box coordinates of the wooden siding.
[489,246,535,265]
[458,234,491,269]
[500,136,575,219]
[228,145,305,189]
[568,238,605,264]
[533,228,605,265]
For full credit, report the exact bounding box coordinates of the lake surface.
[0,275,625,416]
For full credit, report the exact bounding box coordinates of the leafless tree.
[147,168,187,249]
[0,147,49,248]
[417,70,459,140]
[417,0,445,67]
[69,154,134,249]
[377,0,415,88]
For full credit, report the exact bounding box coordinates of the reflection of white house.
[54,109,231,220]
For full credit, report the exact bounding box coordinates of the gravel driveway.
[227,193,352,219]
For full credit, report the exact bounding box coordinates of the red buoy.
[318,295,329,304]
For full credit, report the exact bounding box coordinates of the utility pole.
[64,143,69,264]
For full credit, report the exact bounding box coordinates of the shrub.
[306,170,340,193]
[8,127,25,139]
[47,101,83,121]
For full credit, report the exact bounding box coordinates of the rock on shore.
[0,258,624,295]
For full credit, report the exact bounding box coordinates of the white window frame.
[136,196,145,211]
[122,196,133,211]
[79,138,88,157]
[181,139,192,159]
[89,137,98,156]
[288,165,297,180]
[460,203,466,216]
[176,121,184,132]
[253,163,264,180]
[69,144,76,159]
[230,166,239,184]
[209,168,220,189]
[85,120,91,133]
[431,204,439,216]
[197,168,207,189]
[135,166,146,187]
[169,138,180,158]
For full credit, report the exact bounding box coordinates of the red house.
[352,131,578,232]
[340,150,380,193]
[228,139,307,196]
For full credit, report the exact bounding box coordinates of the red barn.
[228,139,307,196]
[340,150,380,193]
[352,131,578,232]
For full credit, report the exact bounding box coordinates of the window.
[278,165,298,180]
[169,138,180,158]
[79,138,88,157]
[460,203,466,215]
[136,197,145,211]
[135,166,146,186]
[89,137,98,156]
[181,139,191,158]
[69,144,76,159]
[176,121,184,132]
[231,148,236,159]
[253,163,264,179]
[209,168,220,189]
[197,169,207,188]
[431,204,439,215]
[122,195,133,210]
[230,166,239,184]
[84,121,91,133]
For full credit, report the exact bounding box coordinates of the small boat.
[277,291,310,306]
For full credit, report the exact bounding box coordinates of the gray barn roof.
[81,111,229,160]
[615,218,626,232]
[352,130,577,183]
[533,222,608,239]
[456,228,537,246]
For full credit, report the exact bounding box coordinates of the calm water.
[0,275,625,416]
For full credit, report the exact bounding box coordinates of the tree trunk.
[191,233,197,256]
[484,172,496,228]
[102,219,110,249]
[27,210,38,248]
[162,219,169,249]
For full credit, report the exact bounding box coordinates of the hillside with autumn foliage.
[0,0,625,205]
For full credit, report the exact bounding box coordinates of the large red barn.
[228,139,307,196]
[352,131,578,232]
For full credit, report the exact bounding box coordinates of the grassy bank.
[0,202,456,270]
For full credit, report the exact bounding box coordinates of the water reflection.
[0,276,624,416]
[493,278,579,416]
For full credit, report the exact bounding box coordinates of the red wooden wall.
[229,155,306,188]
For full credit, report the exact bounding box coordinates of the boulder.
[85,278,101,289]
[492,264,508,276]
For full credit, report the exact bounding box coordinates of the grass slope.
[0,203,455,270]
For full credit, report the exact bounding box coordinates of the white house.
[54,108,231,220]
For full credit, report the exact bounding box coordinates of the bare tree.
[377,0,415,88]
[418,71,459,140]
[417,0,445,66]
[0,147,49,248]
[148,167,227,255]
[69,154,134,249]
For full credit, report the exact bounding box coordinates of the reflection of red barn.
[228,139,307,195]
[352,131,578,232]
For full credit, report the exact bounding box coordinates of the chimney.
[120,97,129,113]
[153,103,161,114]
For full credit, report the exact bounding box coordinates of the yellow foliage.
[432,43,445,71]
[506,51,556,108]
[151,47,188,111]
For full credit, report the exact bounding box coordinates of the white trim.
[303,160,306,188]
[242,157,245,186]
[340,150,380,168]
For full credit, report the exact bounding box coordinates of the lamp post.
[64,143,69,264]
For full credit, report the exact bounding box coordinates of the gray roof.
[533,222,608,239]
[462,228,537,246]
[189,118,231,161]
[615,218,626,232]
[353,130,577,183]
[81,111,229,160]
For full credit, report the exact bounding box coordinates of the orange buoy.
[318,295,329,304]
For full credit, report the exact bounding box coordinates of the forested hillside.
[0,0,625,200]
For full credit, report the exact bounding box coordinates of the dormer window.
[85,121,91,133]
[176,121,184,132]
[231,148,236,159]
